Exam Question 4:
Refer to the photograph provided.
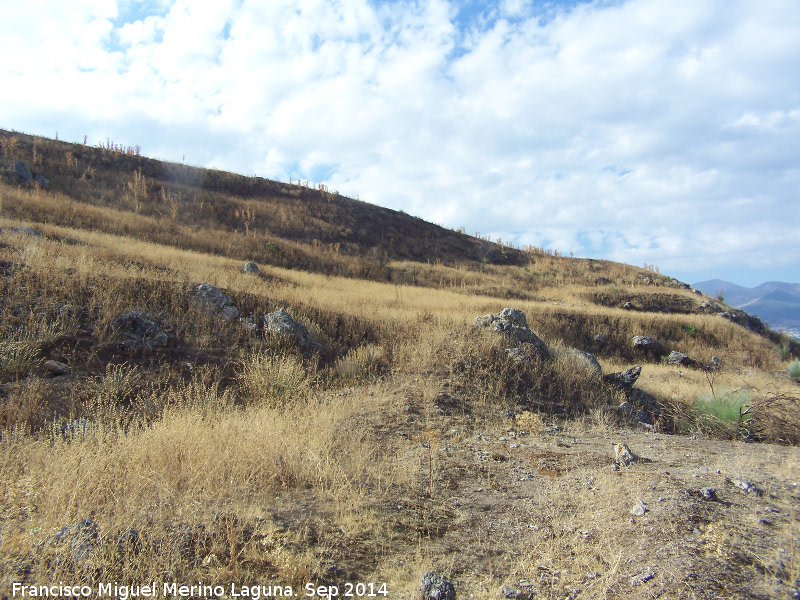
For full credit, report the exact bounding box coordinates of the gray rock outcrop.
[632,336,663,354]
[474,308,549,360]
[265,308,325,355]
[420,572,456,600]
[14,160,32,183]
[111,311,168,350]
[194,283,239,321]
[52,518,99,560]
[603,365,641,389]
[241,262,259,274]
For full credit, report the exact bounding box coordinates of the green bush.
[788,359,800,380]
[693,389,751,423]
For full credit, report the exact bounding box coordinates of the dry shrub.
[0,378,48,433]
[237,352,312,407]
[335,344,386,381]
[749,392,800,445]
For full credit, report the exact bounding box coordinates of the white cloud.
[2,0,799,285]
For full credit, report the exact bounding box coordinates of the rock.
[632,336,663,354]
[265,308,325,355]
[629,500,647,517]
[623,301,633,310]
[701,487,719,501]
[60,418,93,437]
[618,401,635,416]
[506,347,528,364]
[603,366,641,389]
[593,334,606,344]
[420,572,456,600]
[111,311,168,350]
[731,480,763,496]
[474,308,549,359]
[33,174,50,189]
[614,443,638,467]
[635,410,652,425]
[628,389,662,419]
[194,283,239,321]
[501,585,528,599]
[561,349,602,378]
[241,262,259,274]
[9,226,43,237]
[44,360,70,375]
[630,567,654,586]
[718,311,738,322]
[14,160,32,183]
[668,350,696,367]
[52,518,99,560]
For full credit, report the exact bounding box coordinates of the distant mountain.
[692,280,800,331]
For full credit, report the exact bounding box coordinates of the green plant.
[716,289,725,303]
[788,359,800,381]
[779,342,792,361]
[682,324,699,337]
[693,389,752,438]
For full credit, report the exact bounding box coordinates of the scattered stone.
[111,311,168,351]
[731,480,763,496]
[52,518,99,560]
[630,567,654,586]
[718,311,739,322]
[561,349,602,378]
[14,160,32,183]
[194,283,239,321]
[241,262,259,274]
[635,410,652,426]
[629,500,647,517]
[501,585,528,599]
[701,488,719,501]
[668,350,697,367]
[265,308,325,355]
[474,308,549,359]
[44,360,70,375]
[614,443,638,467]
[506,347,529,364]
[603,366,641,389]
[623,301,633,310]
[593,334,606,344]
[420,572,456,600]
[632,336,663,354]
[628,389,662,419]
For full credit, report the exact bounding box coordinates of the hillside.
[693,280,800,331]
[1,129,799,599]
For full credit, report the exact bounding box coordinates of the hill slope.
[1,129,799,598]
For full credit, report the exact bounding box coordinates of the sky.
[2,0,799,287]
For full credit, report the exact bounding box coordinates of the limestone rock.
[194,283,239,321]
[614,443,638,467]
[632,336,663,354]
[420,572,456,600]
[52,518,99,560]
[603,366,641,389]
[241,262,259,274]
[474,308,549,360]
[668,350,696,367]
[33,174,50,190]
[265,308,325,355]
[629,500,647,517]
[44,360,70,376]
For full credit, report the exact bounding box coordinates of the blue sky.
[2,0,799,287]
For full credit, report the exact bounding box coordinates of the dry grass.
[1,129,798,595]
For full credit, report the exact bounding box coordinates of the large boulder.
[194,283,239,321]
[474,308,549,359]
[241,262,259,274]
[265,308,325,355]
[632,336,663,354]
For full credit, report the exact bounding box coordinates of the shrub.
[788,359,800,380]
[237,353,311,407]
[335,344,386,381]
[692,389,752,439]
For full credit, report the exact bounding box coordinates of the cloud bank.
[3,0,799,285]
